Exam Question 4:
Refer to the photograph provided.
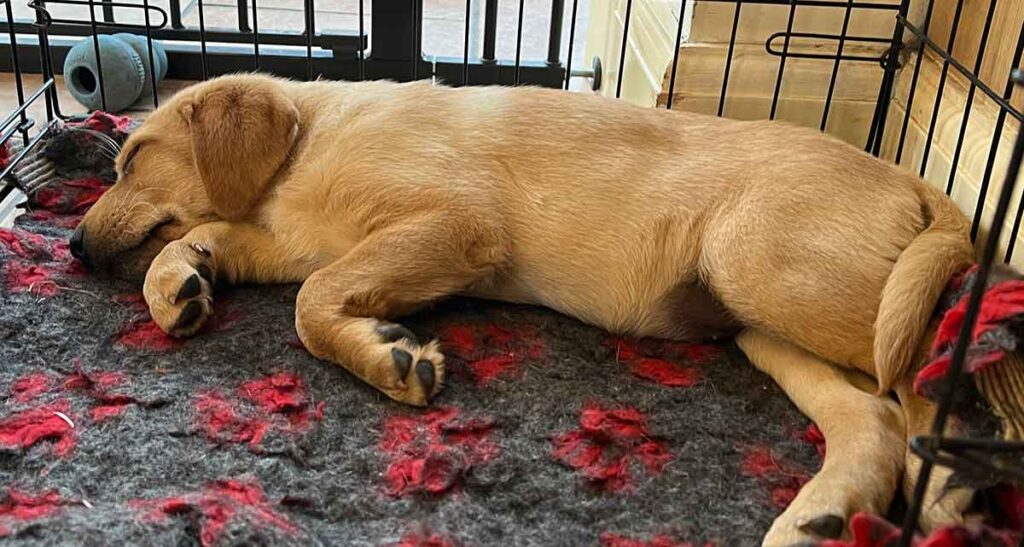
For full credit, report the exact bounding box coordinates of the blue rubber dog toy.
[63,34,167,113]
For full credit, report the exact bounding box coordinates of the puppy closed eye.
[122,145,141,175]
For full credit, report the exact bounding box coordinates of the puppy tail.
[873,181,974,394]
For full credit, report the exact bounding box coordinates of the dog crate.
[0,0,1023,543]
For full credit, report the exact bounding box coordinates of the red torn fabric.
[801,424,826,460]
[132,479,298,547]
[196,373,322,450]
[820,512,1018,547]
[380,407,499,497]
[440,323,545,386]
[394,531,458,547]
[0,400,76,457]
[600,531,715,547]
[611,338,713,388]
[5,262,62,296]
[10,373,56,403]
[21,210,82,229]
[914,265,1024,399]
[740,445,815,509]
[0,489,69,537]
[31,178,110,215]
[552,403,671,492]
[0,228,52,260]
[117,319,183,352]
[116,300,242,352]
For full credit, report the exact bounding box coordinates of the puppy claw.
[173,300,205,333]
[175,274,202,303]
[391,347,413,380]
[799,514,845,539]
[416,359,435,394]
[377,324,418,345]
[196,263,214,283]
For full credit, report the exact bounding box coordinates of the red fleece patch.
[0,400,77,457]
[10,373,56,403]
[600,532,716,547]
[740,445,818,509]
[22,210,83,229]
[196,372,323,450]
[0,489,69,537]
[800,424,826,460]
[611,337,719,387]
[116,296,242,352]
[32,178,109,215]
[552,403,671,492]
[132,480,298,547]
[820,512,1019,546]
[0,229,86,296]
[10,361,147,424]
[915,274,1024,398]
[380,407,499,497]
[394,531,458,547]
[440,323,545,386]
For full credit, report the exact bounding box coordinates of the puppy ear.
[179,77,299,220]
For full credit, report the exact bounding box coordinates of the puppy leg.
[736,329,905,546]
[896,382,972,533]
[295,216,506,406]
[145,221,310,337]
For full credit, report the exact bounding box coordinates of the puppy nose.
[69,226,90,266]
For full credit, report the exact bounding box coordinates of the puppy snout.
[69,226,90,267]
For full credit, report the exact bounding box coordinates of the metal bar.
[514,0,525,85]
[895,0,935,164]
[411,0,420,80]
[718,0,742,116]
[918,0,966,179]
[766,32,889,63]
[563,0,579,90]
[30,0,60,120]
[100,0,112,22]
[900,71,1024,547]
[86,0,107,111]
[547,0,564,67]
[251,0,259,70]
[3,0,29,146]
[945,0,997,197]
[237,0,249,33]
[462,0,471,85]
[0,117,57,182]
[22,1,170,31]
[141,0,159,106]
[0,80,51,134]
[358,0,364,80]
[988,27,1024,248]
[820,0,853,131]
[769,0,796,119]
[197,0,208,78]
[615,0,633,99]
[482,0,496,63]
[666,0,688,110]
[169,0,183,29]
[304,0,313,80]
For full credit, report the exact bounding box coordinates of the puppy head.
[73,74,299,279]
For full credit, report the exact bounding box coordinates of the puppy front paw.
[375,324,446,407]
[143,241,216,337]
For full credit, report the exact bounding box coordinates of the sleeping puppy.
[72,74,975,545]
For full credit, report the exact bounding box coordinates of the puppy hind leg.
[736,328,905,546]
[895,382,972,533]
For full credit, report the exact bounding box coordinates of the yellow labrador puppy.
[72,74,975,545]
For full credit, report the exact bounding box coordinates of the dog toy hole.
[70,66,97,95]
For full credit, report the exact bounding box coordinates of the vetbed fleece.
[0,113,1017,547]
